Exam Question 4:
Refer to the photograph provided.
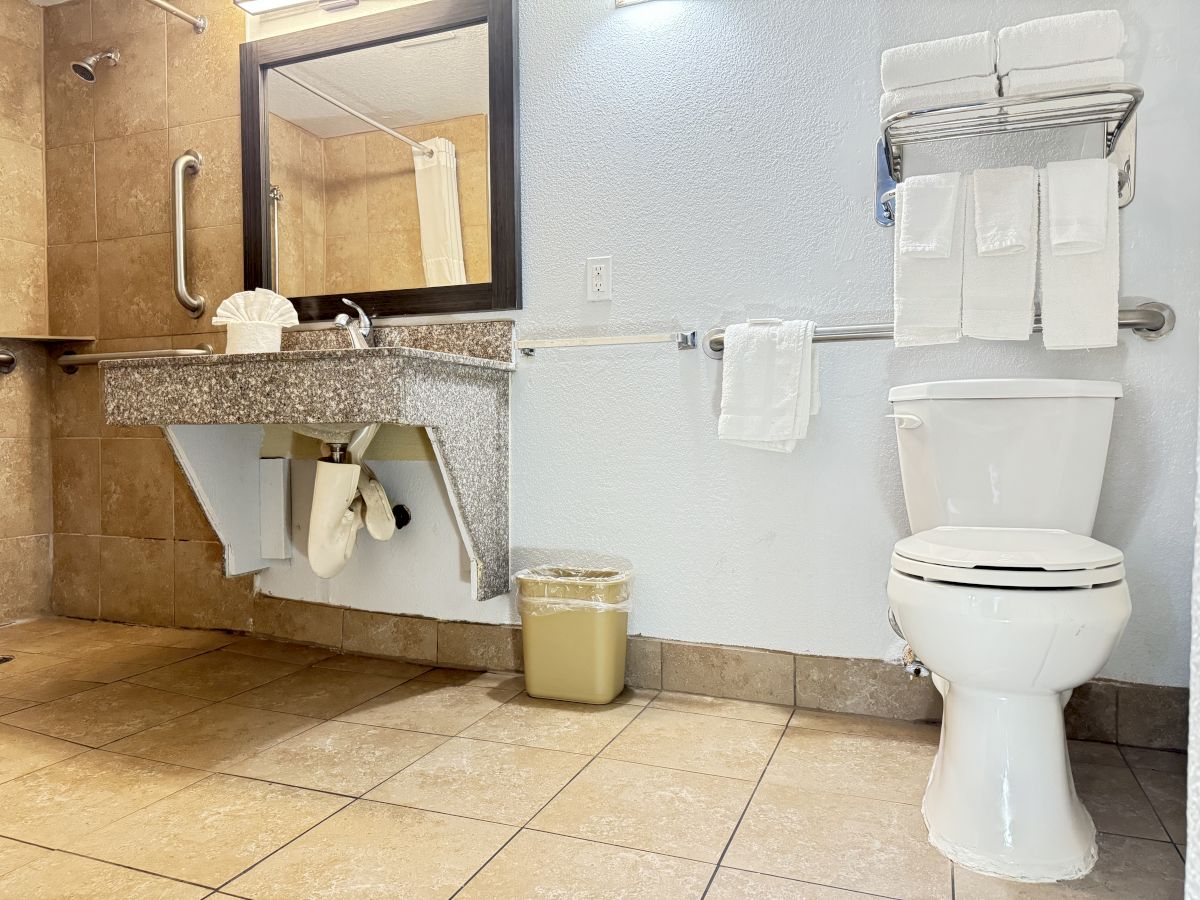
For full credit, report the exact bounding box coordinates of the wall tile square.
[91,0,166,42]
[96,235,174,338]
[99,535,173,626]
[342,609,437,664]
[437,621,522,671]
[173,224,241,336]
[99,436,173,538]
[172,463,216,541]
[0,342,48,439]
[252,596,343,649]
[93,25,167,140]
[324,235,369,294]
[625,636,662,690]
[94,130,170,240]
[1117,683,1189,751]
[173,540,254,631]
[168,116,241,229]
[368,229,423,291]
[43,0,92,47]
[1064,679,1119,743]
[52,532,100,619]
[663,640,794,706]
[0,0,43,49]
[0,137,46,245]
[0,438,52,538]
[49,361,100,438]
[46,143,97,245]
[0,535,52,617]
[794,654,942,722]
[47,243,99,336]
[0,238,47,335]
[43,42,95,149]
[166,0,242,127]
[52,437,100,534]
[0,36,43,149]
[322,134,367,236]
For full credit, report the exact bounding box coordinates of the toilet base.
[923,680,1098,883]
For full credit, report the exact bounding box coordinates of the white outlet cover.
[586,256,612,302]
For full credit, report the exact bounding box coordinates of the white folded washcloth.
[997,10,1125,74]
[1039,164,1120,350]
[898,171,961,258]
[894,173,965,347]
[881,31,995,92]
[1046,158,1111,256]
[1002,58,1125,96]
[962,171,1037,341]
[880,75,998,120]
[718,319,820,453]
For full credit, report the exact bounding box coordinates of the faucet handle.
[340,298,371,338]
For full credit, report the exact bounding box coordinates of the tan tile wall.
[43,0,252,628]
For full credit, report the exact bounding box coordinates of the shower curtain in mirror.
[412,137,468,287]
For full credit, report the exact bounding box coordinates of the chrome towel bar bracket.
[172,150,206,318]
[0,349,14,375]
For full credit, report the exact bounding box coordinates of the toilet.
[885,379,1132,883]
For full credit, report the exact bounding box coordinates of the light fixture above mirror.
[234,0,357,16]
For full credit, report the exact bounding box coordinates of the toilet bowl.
[886,379,1129,882]
[889,526,1131,881]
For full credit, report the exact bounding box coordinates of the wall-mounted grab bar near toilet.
[172,150,206,318]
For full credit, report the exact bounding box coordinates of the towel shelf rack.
[57,345,213,373]
[702,301,1173,359]
[876,83,1143,226]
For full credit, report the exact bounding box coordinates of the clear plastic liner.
[515,566,631,616]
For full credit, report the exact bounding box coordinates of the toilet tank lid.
[888,379,1123,402]
[895,527,1124,571]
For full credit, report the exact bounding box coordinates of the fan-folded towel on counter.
[718,319,820,452]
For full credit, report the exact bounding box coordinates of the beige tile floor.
[0,616,1185,899]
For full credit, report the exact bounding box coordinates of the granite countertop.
[101,344,517,373]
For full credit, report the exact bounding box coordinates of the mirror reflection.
[265,23,490,297]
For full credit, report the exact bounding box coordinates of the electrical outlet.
[586,256,612,302]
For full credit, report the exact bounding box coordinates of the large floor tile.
[34,655,175,683]
[0,722,85,783]
[106,702,321,770]
[0,650,70,676]
[1121,745,1187,774]
[763,726,936,805]
[707,868,870,898]
[724,781,952,899]
[952,833,1185,899]
[223,637,334,666]
[1133,767,1186,844]
[0,749,205,847]
[224,720,445,796]
[338,680,520,735]
[458,829,713,899]
[0,836,53,877]
[0,672,101,702]
[1073,762,1169,841]
[460,693,642,753]
[67,774,349,888]
[602,706,782,780]
[415,668,525,691]
[228,667,399,719]
[788,707,940,744]
[650,691,793,725]
[127,650,301,701]
[367,736,589,826]
[0,851,209,899]
[225,800,513,899]
[0,698,35,716]
[1067,740,1126,768]
[0,682,208,747]
[530,757,753,864]
[314,654,429,680]
[0,631,116,659]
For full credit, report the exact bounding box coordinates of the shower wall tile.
[324,235,369,294]
[0,0,44,49]
[43,42,95,149]
[49,363,100,438]
[168,116,241,229]
[100,535,174,626]
[323,134,368,237]
[165,0,242,127]
[52,532,101,619]
[0,439,52,539]
[92,0,166,42]
[464,224,491,284]
[94,129,170,239]
[458,150,489,228]
[0,343,49,440]
[0,535,53,619]
[46,143,97,245]
[368,230,424,292]
[99,436,174,538]
[43,0,91,48]
[178,224,242,332]
[93,24,167,140]
[0,36,44,149]
[47,242,99,336]
[52,437,101,535]
[173,540,255,631]
[0,239,48,336]
[172,464,217,542]
[96,234,175,338]
[0,137,46,246]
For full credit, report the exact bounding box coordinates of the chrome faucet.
[333,298,373,349]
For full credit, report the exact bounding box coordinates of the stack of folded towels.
[998,10,1126,95]
[880,31,997,120]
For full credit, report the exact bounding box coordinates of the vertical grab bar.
[268,184,283,291]
[171,150,206,318]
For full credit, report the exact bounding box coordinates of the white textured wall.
[266,0,1200,687]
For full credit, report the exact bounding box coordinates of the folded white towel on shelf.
[1039,164,1120,350]
[1002,58,1125,96]
[1046,158,1112,255]
[881,31,995,92]
[894,173,965,347]
[962,170,1037,341]
[997,10,1125,73]
[718,319,820,452]
[880,75,998,120]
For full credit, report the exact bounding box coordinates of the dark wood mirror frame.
[239,0,520,322]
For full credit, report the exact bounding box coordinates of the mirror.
[241,0,519,320]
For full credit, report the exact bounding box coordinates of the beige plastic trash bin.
[516,566,631,705]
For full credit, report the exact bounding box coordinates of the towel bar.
[57,345,213,373]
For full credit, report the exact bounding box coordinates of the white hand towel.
[880,75,998,121]
[1039,164,1119,350]
[963,172,1037,341]
[1002,59,1125,96]
[997,10,1125,74]
[718,319,820,453]
[894,174,965,347]
[1046,158,1111,256]
[881,31,995,92]
[898,171,961,258]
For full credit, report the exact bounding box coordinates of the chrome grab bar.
[171,150,206,318]
[57,345,213,373]
[269,184,283,291]
[0,349,14,375]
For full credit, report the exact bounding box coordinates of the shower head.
[71,49,120,83]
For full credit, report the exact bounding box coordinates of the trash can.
[516,566,631,705]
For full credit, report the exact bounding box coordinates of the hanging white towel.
[1039,164,1120,350]
[962,170,1037,340]
[1001,59,1125,96]
[894,173,964,347]
[881,31,995,92]
[997,10,1125,73]
[1046,158,1111,256]
[718,319,820,453]
[880,75,997,120]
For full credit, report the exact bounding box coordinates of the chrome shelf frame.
[876,83,1143,226]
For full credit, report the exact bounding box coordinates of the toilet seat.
[892,526,1125,589]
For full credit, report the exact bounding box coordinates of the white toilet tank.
[888,379,1122,535]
